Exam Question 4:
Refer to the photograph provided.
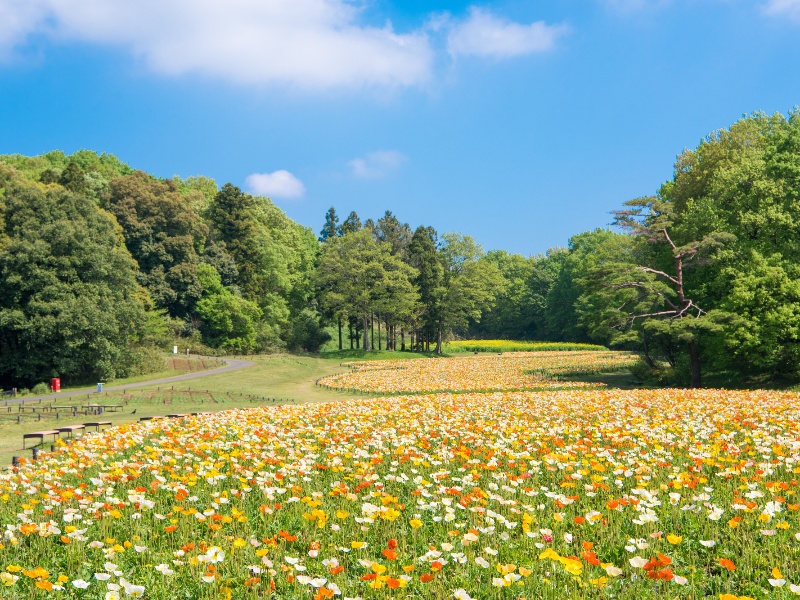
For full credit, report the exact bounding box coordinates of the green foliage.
[438,233,504,334]
[172,175,218,214]
[467,249,566,340]
[286,309,332,353]
[125,346,169,376]
[339,211,362,236]
[0,183,149,386]
[654,111,800,381]
[407,225,444,344]
[6,119,800,387]
[316,229,418,352]
[206,183,317,346]
[31,382,49,395]
[319,206,340,241]
[374,210,411,257]
[546,231,629,343]
[107,171,208,317]
[720,251,800,378]
[194,263,262,352]
[0,150,133,205]
[569,110,800,385]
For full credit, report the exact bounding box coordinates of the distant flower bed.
[443,340,608,353]
[318,351,636,394]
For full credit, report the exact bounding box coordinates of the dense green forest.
[2,110,800,388]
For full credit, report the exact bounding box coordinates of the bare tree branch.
[661,228,676,250]
[636,266,680,286]
[629,310,679,321]
[610,281,678,310]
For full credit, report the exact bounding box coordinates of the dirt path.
[1,356,255,406]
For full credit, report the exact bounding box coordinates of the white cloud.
[763,0,800,20]
[0,2,574,88]
[348,150,406,179]
[0,2,48,52]
[0,0,433,89]
[447,7,569,59]
[245,170,305,199]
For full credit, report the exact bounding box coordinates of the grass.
[318,348,443,361]
[12,356,226,396]
[549,370,647,389]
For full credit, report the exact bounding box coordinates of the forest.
[1,110,800,388]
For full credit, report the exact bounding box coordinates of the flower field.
[443,341,608,353]
[318,351,638,394]
[2,386,800,599]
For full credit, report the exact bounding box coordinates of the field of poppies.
[318,351,638,394]
[2,353,800,599]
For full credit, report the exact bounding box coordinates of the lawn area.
[10,356,226,396]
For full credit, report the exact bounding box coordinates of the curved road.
[2,356,255,406]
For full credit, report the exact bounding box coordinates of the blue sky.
[1,0,800,255]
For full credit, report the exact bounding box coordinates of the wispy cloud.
[447,7,569,59]
[763,0,800,20]
[245,170,305,199]
[348,151,407,179]
[0,0,433,89]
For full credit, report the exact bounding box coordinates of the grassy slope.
[12,356,225,395]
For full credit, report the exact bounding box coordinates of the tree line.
[2,109,800,387]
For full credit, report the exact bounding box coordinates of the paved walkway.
[1,356,255,406]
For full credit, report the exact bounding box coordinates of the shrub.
[31,382,49,395]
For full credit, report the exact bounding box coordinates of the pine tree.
[319,207,340,242]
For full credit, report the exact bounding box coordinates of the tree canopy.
[0,183,148,386]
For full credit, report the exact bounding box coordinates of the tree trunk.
[687,341,701,388]
[349,322,353,349]
[338,316,342,351]
[401,329,405,351]
[435,318,443,355]
[641,329,655,369]
[363,314,371,351]
[377,317,382,351]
